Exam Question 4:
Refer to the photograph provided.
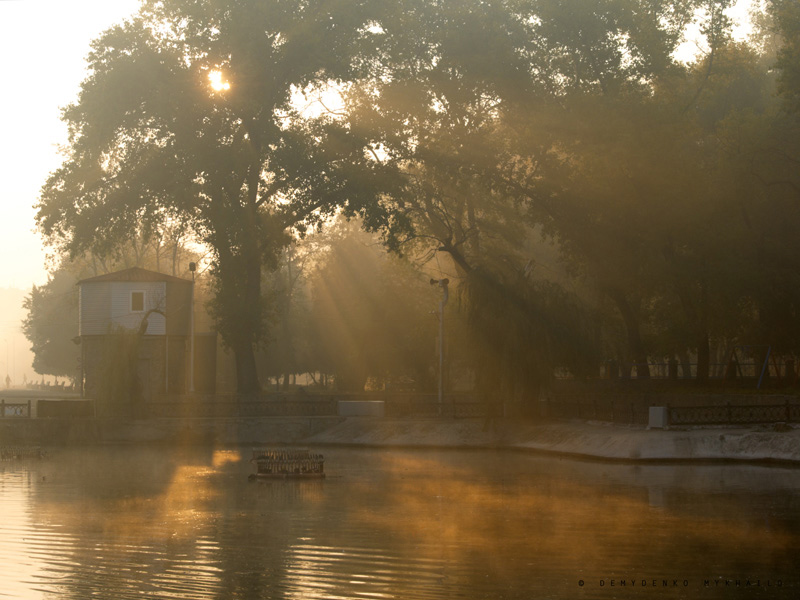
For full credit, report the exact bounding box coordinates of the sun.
[208,70,230,92]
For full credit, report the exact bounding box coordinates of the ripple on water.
[0,447,797,600]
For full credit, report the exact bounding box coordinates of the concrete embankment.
[0,417,345,446]
[303,418,800,464]
[2,416,799,464]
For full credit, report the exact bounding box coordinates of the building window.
[131,291,145,312]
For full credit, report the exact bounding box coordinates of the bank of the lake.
[304,418,800,464]
[2,415,799,464]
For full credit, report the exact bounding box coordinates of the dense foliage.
[36,0,401,393]
[34,0,800,398]
[22,269,80,380]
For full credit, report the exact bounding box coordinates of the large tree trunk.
[678,350,693,379]
[281,250,294,391]
[236,243,263,395]
[229,158,267,395]
[212,205,264,395]
[695,332,710,383]
[232,336,260,396]
[216,255,262,394]
[608,289,650,379]
[662,242,710,383]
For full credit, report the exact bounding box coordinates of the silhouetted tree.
[36,0,400,394]
[22,270,80,380]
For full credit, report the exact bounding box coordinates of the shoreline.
[302,418,800,465]
[2,416,799,465]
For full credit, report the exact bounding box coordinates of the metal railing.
[540,396,649,425]
[144,393,489,419]
[385,400,490,418]
[668,402,799,426]
[0,399,32,418]
[146,398,339,418]
[541,393,800,427]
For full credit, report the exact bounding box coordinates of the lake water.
[0,445,796,599]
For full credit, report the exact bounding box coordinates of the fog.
[18,0,798,400]
[3,3,798,600]
[0,446,795,599]
[0,288,39,388]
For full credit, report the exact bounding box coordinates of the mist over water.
[0,447,796,599]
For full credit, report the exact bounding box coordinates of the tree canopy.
[35,0,800,399]
[37,0,401,393]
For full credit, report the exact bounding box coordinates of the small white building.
[77,267,196,413]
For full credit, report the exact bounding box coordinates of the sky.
[0,0,139,384]
[0,0,140,292]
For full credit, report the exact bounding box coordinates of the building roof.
[77,266,192,285]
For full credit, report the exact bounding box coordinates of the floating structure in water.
[250,448,325,480]
[0,446,46,461]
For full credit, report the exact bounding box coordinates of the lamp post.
[430,279,449,414]
[189,262,196,394]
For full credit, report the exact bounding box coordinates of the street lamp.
[189,262,196,394]
[430,278,449,413]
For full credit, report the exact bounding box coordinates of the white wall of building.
[80,281,167,335]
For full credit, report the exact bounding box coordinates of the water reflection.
[0,447,796,599]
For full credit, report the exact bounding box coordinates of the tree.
[344,0,800,389]
[306,219,439,391]
[770,0,800,113]
[36,0,399,394]
[340,0,709,390]
[22,269,80,380]
[710,40,800,361]
[256,243,316,390]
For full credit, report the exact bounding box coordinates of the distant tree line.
[29,0,800,401]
